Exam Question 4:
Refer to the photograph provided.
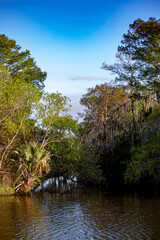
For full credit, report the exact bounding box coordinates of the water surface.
[0,191,160,239]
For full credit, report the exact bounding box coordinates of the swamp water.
[0,191,160,240]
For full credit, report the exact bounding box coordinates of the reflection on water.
[0,191,160,239]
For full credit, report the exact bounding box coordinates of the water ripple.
[0,193,160,239]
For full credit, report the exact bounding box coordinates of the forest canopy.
[0,34,102,194]
[80,17,160,186]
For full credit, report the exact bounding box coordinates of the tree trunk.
[0,115,25,169]
[21,178,33,194]
[131,98,137,145]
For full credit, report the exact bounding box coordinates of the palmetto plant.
[15,142,51,193]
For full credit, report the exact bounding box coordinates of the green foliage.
[36,92,103,184]
[118,17,160,100]
[80,18,160,188]
[14,142,51,192]
[0,65,40,127]
[124,138,160,183]
[47,119,103,184]
[48,119,79,162]
[0,183,15,195]
[0,34,46,90]
[0,64,41,168]
[35,91,73,150]
[36,92,71,128]
[16,142,50,175]
[1,21,159,191]
[147,105,160,123]
[120,18,160,66]
[76,144,104,184]
[0,33,104,189]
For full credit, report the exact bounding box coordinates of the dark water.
[0,191,160,240]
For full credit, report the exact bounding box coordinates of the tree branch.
[0,115,25,169]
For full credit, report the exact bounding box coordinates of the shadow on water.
[0,190,160,239]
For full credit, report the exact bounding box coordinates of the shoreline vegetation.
[0,184,15,196]
[0,17,160,196]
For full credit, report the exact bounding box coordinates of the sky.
[1,0,160,118]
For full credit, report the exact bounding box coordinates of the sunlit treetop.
[0,34,47,90]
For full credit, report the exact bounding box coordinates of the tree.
[78,18,160,187]
[102,54,145,145]
[0,34,47,169]
[35,92,72,149]
[125,104,160,184]
[49,125,103,184]
[0,34,47,90]
[80,83,139,182]
[0,65,40,169]
[34,91,103,184]
[76,143,103,184]
[118,17,160,101]
[124,137,160,184]
[80,83,131,150]
[35,92,76,176]
[102,18,160,144]
[14,142,51,194]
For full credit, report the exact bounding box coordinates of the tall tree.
[35,92,72,149]
[102,17,160,143]
[118,17,160,101]
[0,34,47,90]
[102,55,143,145]
[0,34,47,169]
[36,92,103,184]
[80,83,130,150]
[0,65,40,169]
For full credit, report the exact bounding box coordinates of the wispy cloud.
[70,76,109,81]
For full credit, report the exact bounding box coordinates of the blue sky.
[1,0,160,118]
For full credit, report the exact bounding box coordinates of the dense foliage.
[80,17,160,187]
[0,17,160,194]
[124,137,160,184]
[0,34,46,90]
[0,34,102,194]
